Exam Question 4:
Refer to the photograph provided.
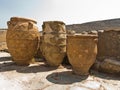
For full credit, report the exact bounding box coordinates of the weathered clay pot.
[41,21,66,66]
[67,34,98,75]
[6,17,39,65]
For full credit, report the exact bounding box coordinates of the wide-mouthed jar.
[67,34,98,75]
[6,17,39,65]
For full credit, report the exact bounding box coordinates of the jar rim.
[67,34,98,38]
[10,17,37,24]
[43,21,65,25]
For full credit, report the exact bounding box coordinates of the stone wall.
[93,29,120,74]
[0,29,7,42]
[97,29,120,60]
[0,29,7,51]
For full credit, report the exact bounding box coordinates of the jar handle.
[7,21,10,26]
[28,22,33,29]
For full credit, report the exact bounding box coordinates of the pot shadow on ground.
[46,70,120,85]
[0,56,12,62]
[0,56,119,81]
[90,70,120,80]
[16,64,58,73]
[0,57,57,73]
[46,71,88,84]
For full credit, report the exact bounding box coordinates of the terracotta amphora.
[41,21,66,66]
[67,34,98,75]
[6,17,39,65]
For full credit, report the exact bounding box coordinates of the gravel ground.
[0,52,120,90]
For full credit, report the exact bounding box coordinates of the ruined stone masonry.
[93,29,120,74]
[0,29,7,52]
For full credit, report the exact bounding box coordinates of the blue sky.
[0,0,120,29]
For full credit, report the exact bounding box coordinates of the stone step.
[93,58,120,74]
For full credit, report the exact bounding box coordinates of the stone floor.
[0,52,120,90]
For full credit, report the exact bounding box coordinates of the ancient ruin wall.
[0,29,7,51]
[97,30,120,60]
[0,29,7,42]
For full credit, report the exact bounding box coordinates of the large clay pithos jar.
[6,17,39,65]
[67,34,98,75]
[41,21,66,66]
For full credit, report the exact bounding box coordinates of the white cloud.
[36,0,120,27]
[1,0,120,28]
